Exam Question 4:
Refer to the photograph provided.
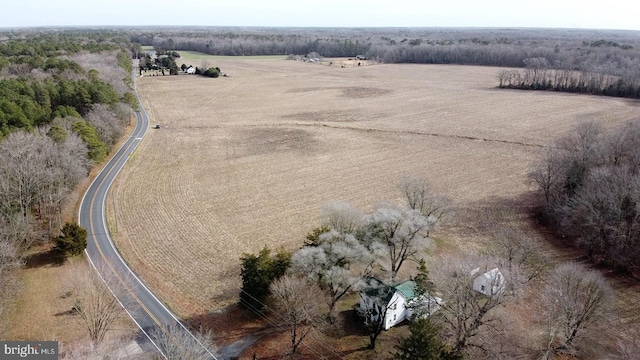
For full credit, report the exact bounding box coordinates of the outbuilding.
[472,268,505,297]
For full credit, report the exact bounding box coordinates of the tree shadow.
[335,308,369,337]
[23,249,65,268]
[53,308,76,317]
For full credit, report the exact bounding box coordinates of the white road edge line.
[78,68,217,359]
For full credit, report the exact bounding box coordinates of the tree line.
[498,57,640,98]
[126,27,640,101]
[129,28,638,71]
[530,119,640,275]
[0,30,137,334]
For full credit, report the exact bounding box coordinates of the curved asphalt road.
[78,61,217,359]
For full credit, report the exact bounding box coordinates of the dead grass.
[2,250,137,351]
[197,298,408,360]
[113,59,638,333]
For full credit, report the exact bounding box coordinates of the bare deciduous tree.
[70,263,127,345]
[558,120,605,168]
[0,132,55,248]
[431,256,519,354]
[291,230,375,321]
[363,206,432,282]
[399,177,451,234]
[149,322,217,360]
[564,165,640,263]
[66,51,129,96]
[320,200,363,235]
[618,119,640,172]
[269,274,326,357]
[476,206,549,282]
[529,147,568,205]
[541,263,615,358]
[86,104,125,150]
[614,339,640,360]
[0,129,89,245]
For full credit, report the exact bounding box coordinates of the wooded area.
[530,119,640,275]
[0,30,136,334]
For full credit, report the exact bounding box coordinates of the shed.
[472,268,505,297]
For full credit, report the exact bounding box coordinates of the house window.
[481,285,486,291]
[393,314,396,321]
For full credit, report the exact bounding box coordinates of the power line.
[238,288,347,359]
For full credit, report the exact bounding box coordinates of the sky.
[2,0,638,31]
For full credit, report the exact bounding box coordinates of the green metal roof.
[362,278,418,302]
[394,281,417,300]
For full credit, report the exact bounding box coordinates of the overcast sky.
[3,0,638,31]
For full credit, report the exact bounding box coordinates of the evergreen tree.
[239,246,291,311]
[395,318,462,360]
[53,222,87,257]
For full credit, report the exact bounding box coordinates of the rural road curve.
[79,60,218,359]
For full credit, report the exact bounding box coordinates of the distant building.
[185,66,196,74]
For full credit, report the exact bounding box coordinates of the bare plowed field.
[112,59,638,316]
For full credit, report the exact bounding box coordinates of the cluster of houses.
[357,267,505,330]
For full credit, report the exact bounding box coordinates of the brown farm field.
[110,58,638,319]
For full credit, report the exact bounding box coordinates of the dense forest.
[0,29,137,328]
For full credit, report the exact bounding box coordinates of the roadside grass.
[3,247,85,343]
[2,250,137,351]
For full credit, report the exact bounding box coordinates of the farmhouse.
[472,268,505,297]
[358,279,440,330]
[357,268,505,330]
[185,66,196,74]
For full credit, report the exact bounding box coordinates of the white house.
[358,279,440,330]
[185,66,196,74]
[472,268,505,297]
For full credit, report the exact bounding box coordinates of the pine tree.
[394,318,462,360]
[53,222,87,257]
[239,246,291,311]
